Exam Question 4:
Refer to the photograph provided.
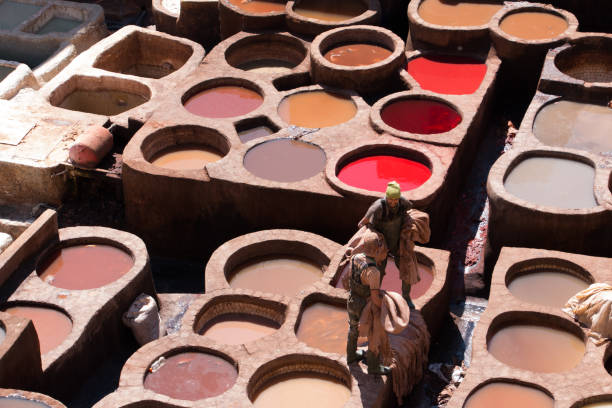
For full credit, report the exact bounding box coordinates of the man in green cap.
[359,180,415,308]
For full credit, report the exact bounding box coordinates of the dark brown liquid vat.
[277,91,356,128]
[253,373,351,408]
[238,125,273,143]
[500,11,568,40]
[507,271,589,308]
[503,157,597,209]
[198,313,279,345]
[59,90,147,116]
[4,306,72,354]
[0,397,51,408]
[243,139,326,182]
[228,255,322,297]
[144,352,237,401]
[418,0,502,27]
[293,0,366,22]
[150,145,224,170]
[37,244,134,290]
[324,44,392,66]
[228,0,286,13]
[533,100,612,153]
[464,382,554,408]
[488,324,585,372]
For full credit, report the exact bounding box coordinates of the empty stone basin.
[506,259,592,308]
[337,150,432,192]
[36,16,81,34]
[50,76,151,116]
[296,301,349,354]
[144,351,237,401]
[36,244,134,290]
[0,66,15,82]
[0,1,42,30]
[499,10,568,41]
[0,41,59,69]
[417,0,502,27]
[94,31,193,79]
[381,97,462,134]
[183,83,263,118]
[198,313,280,345]
[278,90,357,128]
[3,304,72,354]
[406,55,487,94]
[335,256,434,299]
[487,314,585,372]
[225,34,306,75]
[533,100,612,153]
[554,37,612,83]
[0,397,51,408]
[227,0,286,13]
[464,382,554,408]
[243,138,326,182]
[293,0,366,22]
[228,255,323,297]
[503,156,597,209]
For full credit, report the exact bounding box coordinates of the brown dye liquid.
[504,157,597,209]
[418,0,502,27]
[500,11,568,40]
[144,352,237,400]
[533,100,612,153]
[238,125,273,143]
[324,44,392,66]
[4,306,72,354]
[293,0,366,22]
[228,256,322,297]
[243,138,326,182]
[59,90,147,116]
[0,397,51,408]
[464,382,554,408]
[228,0,285,13]
[150,145,223,170]
[277,91,356,128]
[488,324,585,372]
[253,374,351,408]
[296,303,351,354]
[37,244,134,290]
[507,271,589,308]
[198,313,279,345]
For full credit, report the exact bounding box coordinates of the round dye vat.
[324,44,392,66]
[293,0,366,22]
[533,100,612,153]
[487,324,585,372]
[243,139,326,182]
[4,306,72,354]
[184,86,263,118]
[150,145,224,170]
[500,11,568,40]
[418,0,503,27]
[59,90,147,116]
[296,302,349,354]
[507,270,589,308]
[278,91,356,128]
[381,99,461,134]
[337,155,431,192]
[253,373,351,408]
[37,244,134,290]
[144,352,237,401]
[335,258,434,299]
[464,382,553,408]
[237,59,296,74]
[406,55,487,95]
[228,0,285,13]
[503,157,597,209]
[228,255,322,297]
[0,397,51,408]
[198,313,279,345]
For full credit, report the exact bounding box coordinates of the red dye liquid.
[406,55,487,95]
[337,155,431,192]
[381,99,461,134]
[184,86,263,118]
[144,352,237,401]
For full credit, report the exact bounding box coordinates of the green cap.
[386,181,401,199]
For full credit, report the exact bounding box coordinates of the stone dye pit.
[184,85,264,119]
[464,382,554,408]
[3,305,72,355]
[406,55,488,95]
[277,90,357,128]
